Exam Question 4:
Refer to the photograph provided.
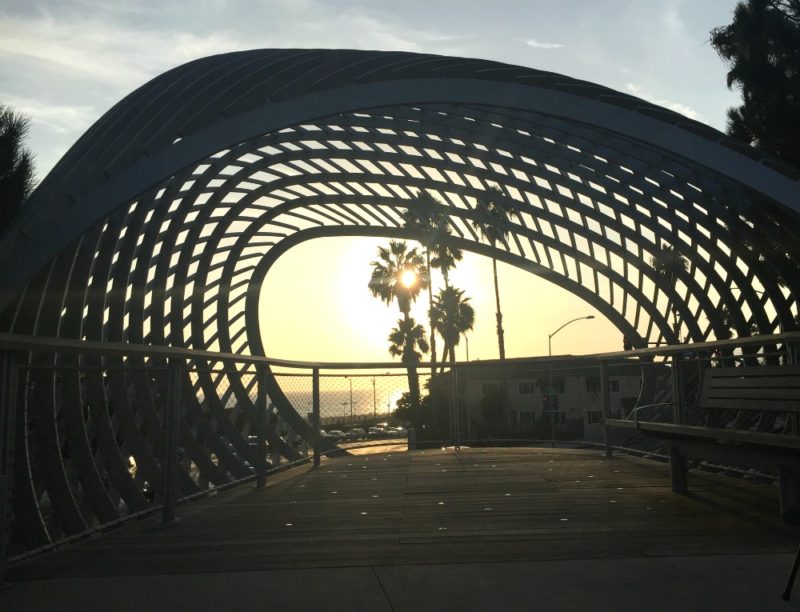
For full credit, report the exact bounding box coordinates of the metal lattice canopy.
[3,49,800,349]
[1,49,799,550]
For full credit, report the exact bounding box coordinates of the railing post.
[161,359,182,524]
[452,366,460,450]
[0,351,18,584]
[600,360,612,457]
[256,365,268,487]
[672,352,683,425]
[312,367,320,468]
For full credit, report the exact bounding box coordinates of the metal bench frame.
[607,365,800,521]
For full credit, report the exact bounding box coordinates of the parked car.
[345,427,366,441]
[386,427,407,438]
[367,426,386,439]
[326,429,346,442]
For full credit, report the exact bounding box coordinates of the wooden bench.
[606,365,800,521]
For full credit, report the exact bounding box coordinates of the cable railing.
[0,330,798,572]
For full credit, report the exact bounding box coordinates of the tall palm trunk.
[402,311,421,426]
[492,257,506,360]
[426,248,436,377]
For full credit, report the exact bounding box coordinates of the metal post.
[456,366,462,448]
[256,365,268,487]
[600,360,612,457]
[161,359,182,524]
[0,351,18,584]
[672,352,683,425]
[348,377,354,428]
[312,368,320,468]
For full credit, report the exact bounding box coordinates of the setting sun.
[400,269,416,288]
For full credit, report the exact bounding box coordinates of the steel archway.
[2,49,799,553]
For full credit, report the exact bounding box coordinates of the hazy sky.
[1,0,744,362]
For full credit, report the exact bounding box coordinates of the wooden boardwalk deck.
[9,447,800,580]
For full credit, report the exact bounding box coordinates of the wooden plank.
[7,447,800,580]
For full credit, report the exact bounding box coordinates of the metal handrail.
[1,330,798,370]
[627,402,675,425]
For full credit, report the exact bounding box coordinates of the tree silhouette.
[368,240,428,315]
[368,240,429,422]
[431,286,474,372]
[0,105,35,234]
[710,0,800,168]
[472,185,511,360]
[402,191,463,374]
[649,242,688,342]
[388,316,430,409]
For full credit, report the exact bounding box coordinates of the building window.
[520,411,535,424]
[545,411,567,424]
[585,375,601,393]
[587,410,602,424]
[518,381,535,394]
[542,393,560,411]
[481,383,500,395]
[609,379,620,393]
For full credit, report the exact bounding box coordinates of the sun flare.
[401,269,416,288]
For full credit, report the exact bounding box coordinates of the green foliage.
[0,105,35,233]
[393,391,414,421]
[710,0,800,168]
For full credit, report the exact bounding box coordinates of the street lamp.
[547,315,595,444]
[346,376,355,428]
[372,376,377,419]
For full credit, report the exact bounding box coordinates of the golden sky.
[260,236,620,363]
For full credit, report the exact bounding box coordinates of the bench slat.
[605,418,800,450]
[699,366,800,414]
[704,399,800,412]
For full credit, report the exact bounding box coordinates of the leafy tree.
[472,185,512,360]
[710,0,800,168]
[649,242,688,342]
[0,105,35,233]
[431,286,474,372]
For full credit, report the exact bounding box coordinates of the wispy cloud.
[625,82,701,121]
[523,38,565,50]
[0,92,96,135]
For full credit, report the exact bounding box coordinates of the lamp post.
[347,376,355,428]
[372,376,377,419]
[547,315,595,444]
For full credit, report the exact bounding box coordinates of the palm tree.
[0,105,35,234]
[649,242,689,342]
[430,238,463,288]
[431,286,475,372]
[402,191,463,374]
[472,185,511,360]
[368,240,428,315]
[388,317,430,410]
[402,192,440,373]
[368,240,429,417]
